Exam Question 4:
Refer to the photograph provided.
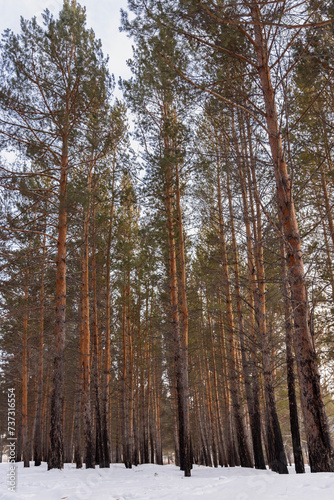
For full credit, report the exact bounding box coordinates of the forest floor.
[0,462,334,499]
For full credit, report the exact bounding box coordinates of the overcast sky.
[0,0,133,98]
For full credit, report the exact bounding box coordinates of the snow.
[0,462,334,500]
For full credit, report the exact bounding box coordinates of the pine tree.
[0,0,112,469]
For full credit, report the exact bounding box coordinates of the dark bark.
[174,160,192,476]
[163,104,191,476]
[281,241,305,473]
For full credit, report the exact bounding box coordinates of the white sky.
[0,0,133,98]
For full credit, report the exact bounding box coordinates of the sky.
[0,0,134,98]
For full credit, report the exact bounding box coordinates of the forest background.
[0,0,334,479]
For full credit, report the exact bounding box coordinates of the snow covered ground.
[1,462,334,500]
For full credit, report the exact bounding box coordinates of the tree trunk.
[121,281,128,467]
[174,159,192,476]
[152,338,163,465]
[217,167,253,468]
[200,308,217,466]
[42,368,50,461]
[250,3,334,472]
[80,164,94,469]
[226,168,266,470]
[101,160,116,468]
[280,239,305,473]
[236,154,265,471]
[33,234,46,466]
[127,272,135,467]
[192,381,211,466]
[121,275,134,468]
[48,148,68,470]
[91,209,103,467]
[74,374,83,468]
[207,302,227,467]
[162,102,191,476]
[22,271,29,468]
[217,294,235,467]
[247,140,288,474]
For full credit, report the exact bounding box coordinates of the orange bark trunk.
[49,144,68,470]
